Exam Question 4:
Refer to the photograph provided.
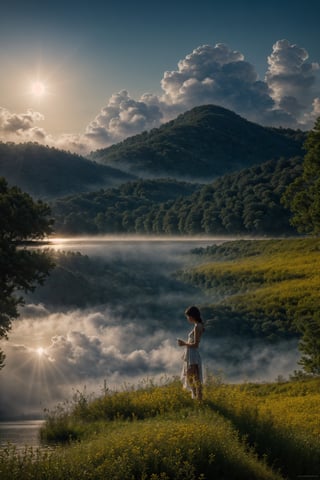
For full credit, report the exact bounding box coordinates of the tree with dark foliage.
[283,117,320,235]
[0,177,54,368]
[297,314,320,375]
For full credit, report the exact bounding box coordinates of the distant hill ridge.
[90,104,306,180]
[0,142,135,199]
[0,105,306,200]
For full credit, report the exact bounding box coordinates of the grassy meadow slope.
[179,238,320,340]
[1,378,319,479]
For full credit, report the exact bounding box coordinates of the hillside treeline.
[51,156,302,235]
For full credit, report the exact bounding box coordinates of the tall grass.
[40,379,195,442]
[205,376,320,478]
[1,378,319,479]
[0,414,281,480]
[0,380,283,480]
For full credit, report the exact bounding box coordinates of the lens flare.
[36,347,45,357]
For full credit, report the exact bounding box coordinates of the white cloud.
[80,43,277,150]
[160,43,271,114]
[266,39,320,123]
[83,40,319,148]
[0,306,183,417]
[0,39,319,154]
[303,96,320,126]
[0,301,301,418]
[85,90,163,146]
[0,107,48,141]
[54,132,96,155]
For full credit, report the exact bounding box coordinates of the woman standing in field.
[178,306,204,401]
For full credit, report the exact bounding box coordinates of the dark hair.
[185,305,203,323]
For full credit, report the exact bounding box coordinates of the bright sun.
[36,347,45,357]
[31,81,47,98]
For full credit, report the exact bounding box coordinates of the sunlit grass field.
[188,238,320,306]
[1,378,320,480]
[181,238,320,338]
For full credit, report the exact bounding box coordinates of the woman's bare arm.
[178,324,202,348]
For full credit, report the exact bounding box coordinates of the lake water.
[0,235,300,434]
[0,420,45,449]
[1,236,228,445]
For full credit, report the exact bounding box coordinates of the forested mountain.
[90,105,305,180]
[51,156,303,235]
[0,106,306,201]
[0,142,135,198]
[0,106,307,236]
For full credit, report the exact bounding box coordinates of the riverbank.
[1,378,319,479]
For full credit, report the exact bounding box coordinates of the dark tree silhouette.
[0,178,54,368]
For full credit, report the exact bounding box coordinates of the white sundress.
[181,324,203,392]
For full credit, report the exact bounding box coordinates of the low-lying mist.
[0,237,300,419]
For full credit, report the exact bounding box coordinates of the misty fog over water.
[0,236,300,420]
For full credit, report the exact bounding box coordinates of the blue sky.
[1,0,319,152]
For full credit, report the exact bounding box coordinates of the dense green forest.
[51,156,302,235]
[51,178,200,234]
[0,142,134,198]
[282,117,320,236]
[90,105,305,179]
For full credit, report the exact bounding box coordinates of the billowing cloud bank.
[0,307,182,418]
[0,304,299,419]
[0,39,319,153]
